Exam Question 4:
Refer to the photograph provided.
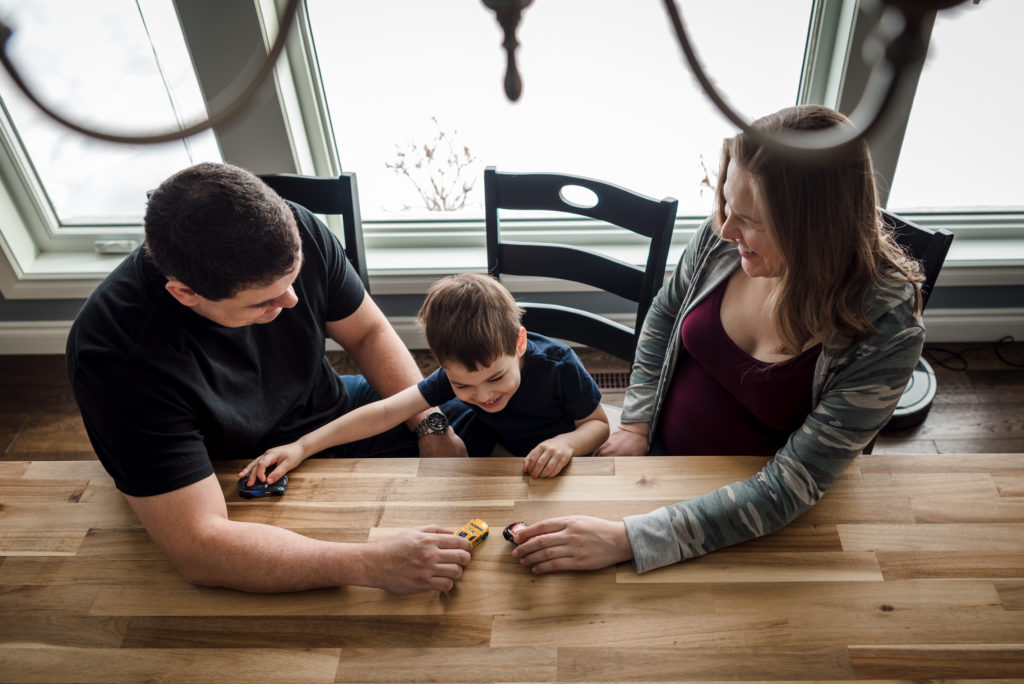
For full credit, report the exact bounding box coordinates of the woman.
[511,105,925,574]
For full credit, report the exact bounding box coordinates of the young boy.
[239,273,609,481]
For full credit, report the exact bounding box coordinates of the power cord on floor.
[923,335,1024,371]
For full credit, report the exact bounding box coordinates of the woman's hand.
[238,442,306,486]
[594,424,650,457]
[511,516,634,573]
[523,437,574,478]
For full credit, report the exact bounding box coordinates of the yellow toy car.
[455,519,489,548]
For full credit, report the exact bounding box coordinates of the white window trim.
[1,0,1023,302]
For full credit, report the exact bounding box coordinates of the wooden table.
[2,454,1023,682]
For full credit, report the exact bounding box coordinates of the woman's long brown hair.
[714,105,923,354]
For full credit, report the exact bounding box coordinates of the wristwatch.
[414,411,449,438]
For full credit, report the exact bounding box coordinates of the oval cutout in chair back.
[559,184,599,210]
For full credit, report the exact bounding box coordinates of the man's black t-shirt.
[66,202,365,497]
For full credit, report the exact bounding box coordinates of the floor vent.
[590,370,630,390]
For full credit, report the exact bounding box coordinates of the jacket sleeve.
[623,289,925,573]
[620,220,713,424]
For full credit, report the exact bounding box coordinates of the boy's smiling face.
[442,327,527,413]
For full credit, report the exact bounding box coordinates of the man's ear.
[515,326,528,356]
[164,279,200,307]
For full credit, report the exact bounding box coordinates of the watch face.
[425,412,448,431]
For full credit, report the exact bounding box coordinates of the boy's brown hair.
[418,273,524,371]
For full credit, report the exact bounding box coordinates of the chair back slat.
[485,166,678,363]
[259,172,370,293]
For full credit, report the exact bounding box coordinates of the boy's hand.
[239,442,306,486]
[523,437,574,478]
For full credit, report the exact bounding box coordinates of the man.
[66,162,471,593]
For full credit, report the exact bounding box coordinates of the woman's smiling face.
[718,160,784,279]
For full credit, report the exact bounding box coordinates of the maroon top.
[659,280,821,456]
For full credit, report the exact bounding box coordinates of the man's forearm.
[177,518,372,592]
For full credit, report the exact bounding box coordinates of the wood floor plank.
[224,501,385,528]
[223,475,530,504]
[490,613,789,648]
[0,478,89,502]
[0,527,88,556]
[523,473,767,502]
[417,455,615,477]
[994,473,1024,497]
[799,491,915,525]
[0,584,102,616]
[857,453,1024,474]
[374,502,518,529]
[788,606,1024,645]
[837,523,1024,551]
[877,551,1024,580]
[0,501,140,530]
[440,558,714,618]
[508,499,684,526]
[0,646,342,684]
[614,551,883,584]
[73,528,164,559]
[996,580,1024,611]
[0,616,129,648]
[710,579,1002,614]
[554,645,853,681]
[911,497,1024,523]
[612,455,771,478]
[849,644,1024,679]
[904,402,1024,440]
[0,557,182,586]
[0,461,29,478]
[937,439,1024,453]
[89,585,446,617]
[120,615,493,648]
[335,646,556,683]
[870,436,940,454]
[4,410,94,458]
[21,460,110,480]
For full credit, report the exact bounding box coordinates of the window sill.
[3,223,1024,300]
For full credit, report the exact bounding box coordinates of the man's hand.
[365,526,473,593]
[417,430,468,458]
[511,516,634,573]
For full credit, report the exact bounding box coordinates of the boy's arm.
[240,385,429,485]
[523,404,610,478]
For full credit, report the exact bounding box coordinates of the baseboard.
[0,321,73,354]
[920,307,1024,343]
[4,308,1023,355]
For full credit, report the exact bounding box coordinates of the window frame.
[1,0,1022,301]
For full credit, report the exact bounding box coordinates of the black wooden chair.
[259,172,371,293]
[484,166,678,364]
[866,210,954,451]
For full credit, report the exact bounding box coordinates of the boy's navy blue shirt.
[417,332,602,457]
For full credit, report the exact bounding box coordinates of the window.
[306,0,813,221]
[0,1,1020,301]
[0,0,219,232]
[887,0,1023,213]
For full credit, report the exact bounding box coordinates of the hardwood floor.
[2,342,1022,460]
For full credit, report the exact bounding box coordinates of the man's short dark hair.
[144,162,301,301]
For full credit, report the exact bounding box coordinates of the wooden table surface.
[2,453,1023,682]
